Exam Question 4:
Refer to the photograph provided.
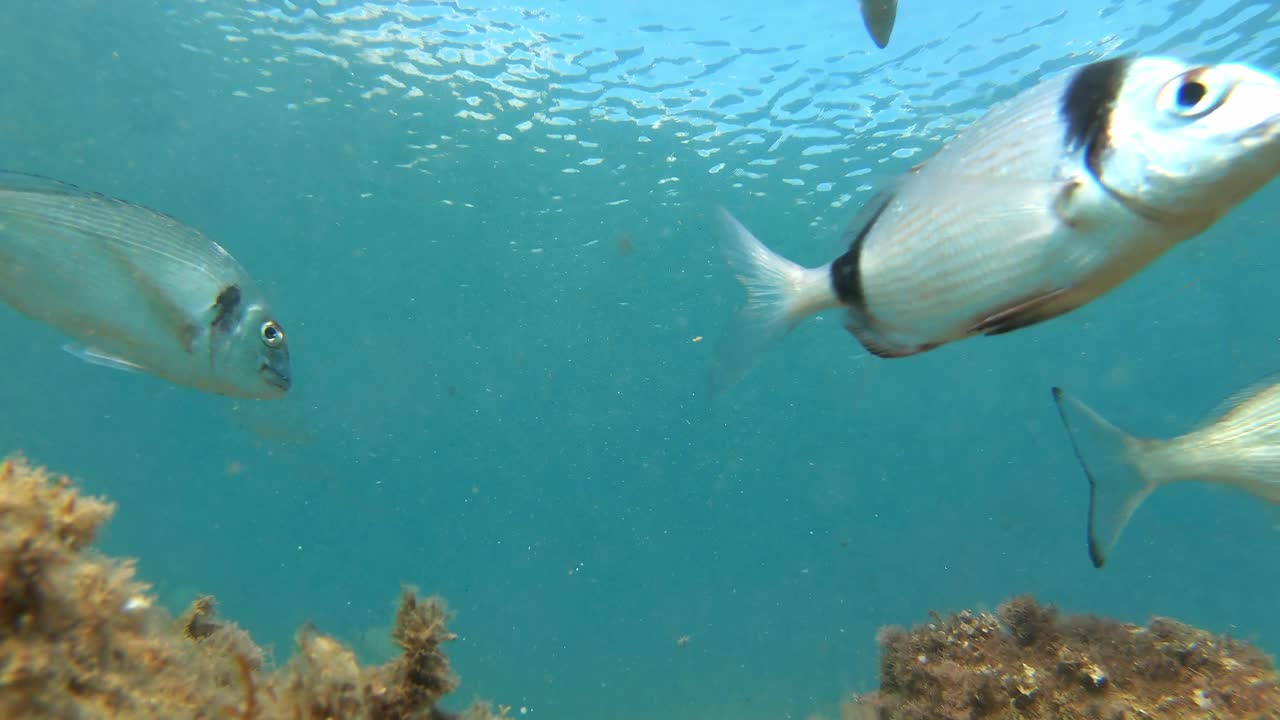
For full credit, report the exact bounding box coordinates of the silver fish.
[1053,383,1280,568]
[711,56,1280,394]
[0,172,291,398]
[859,0,898,49]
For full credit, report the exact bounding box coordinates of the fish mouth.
[259,364,292,392]
[1235,115,1280,182]
[1241,114,1280,146]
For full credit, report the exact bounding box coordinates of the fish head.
[216,302,291,398]
[1096,58,1280,230]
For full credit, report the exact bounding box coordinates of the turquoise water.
[1,0,1279,717]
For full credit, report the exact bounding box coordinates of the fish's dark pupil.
[1177,80,1206,109]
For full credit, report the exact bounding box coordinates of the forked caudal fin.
[1051,387,1161,568]
[709,208,840,397]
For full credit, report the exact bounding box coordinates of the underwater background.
[0,0,1278,717]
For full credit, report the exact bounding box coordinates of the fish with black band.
[0,172,291,398]
[711,56,1280,394]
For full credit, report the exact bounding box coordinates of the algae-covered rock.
[846,594,1280,719]
[0,454,504,720]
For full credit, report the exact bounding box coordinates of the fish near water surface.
[710,56,1280,395]
[858,0,898,48]
[0,172,291,398]
[1053,383,1280,568]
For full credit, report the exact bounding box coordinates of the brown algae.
[843,595,1280,719]
[0,454,502,720]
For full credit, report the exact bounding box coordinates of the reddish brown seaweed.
[844,595,1280,719]
[0,454,503,720]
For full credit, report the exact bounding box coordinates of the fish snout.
[1230,70,1280,149]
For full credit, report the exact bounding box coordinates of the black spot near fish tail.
[211,284,242,334]
[830,250,863,307]
[831,189,894,310]
[1061,57,1130,179]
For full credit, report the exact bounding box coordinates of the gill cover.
[1084,57,1280,229]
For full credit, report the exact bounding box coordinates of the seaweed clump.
[845,594,1280,719]
[0,454,504,720]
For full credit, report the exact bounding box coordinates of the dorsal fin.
[0,170,91,196]
[838,186,897,251]
[0,169,194,228]
[1198,375,1280,428]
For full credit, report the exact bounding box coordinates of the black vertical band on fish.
[211,284,243,334]
[831,189,894,309]
[1062,57,1190,224]
[1061,57,1131,174]
[830,251,863,307]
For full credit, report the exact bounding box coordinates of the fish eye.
[1176,80,1206,109]
[1159,68,1228,120]
[260,320,285,348]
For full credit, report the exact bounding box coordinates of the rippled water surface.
[188,0,1280,224]
[1,1,1279,718]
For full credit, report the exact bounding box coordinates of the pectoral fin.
[969,288,1072,336]
[843,308,938,359]
[63,344,147,374]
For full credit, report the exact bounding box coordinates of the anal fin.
[969,288,1072,336]
[843,310,937,359]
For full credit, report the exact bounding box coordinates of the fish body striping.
[1052,383,1280,568]
[858,0,898,49]
[0,172,291,398]
[710,56,1280,395]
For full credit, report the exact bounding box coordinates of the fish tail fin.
[1051,387,1161,568]
[858,0,898,49]
[710,208,837,397]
